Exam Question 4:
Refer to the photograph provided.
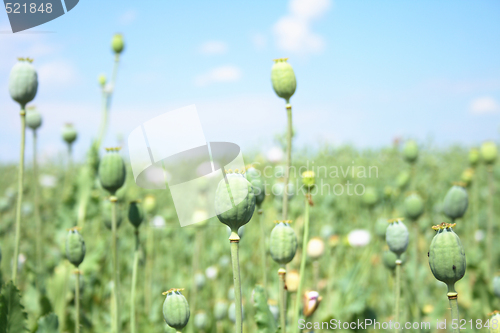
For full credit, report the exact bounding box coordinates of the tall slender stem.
[293,193,310,333]
[488,167,495,277]
[111,196,120,333]
[282,104,292,220]
[12,107,26,284]
[32,130,42,285]
[131,230,140,333]
[229,232,243,333]
[278,266,287,333]
[97,54,120,149]
[258,208,267,290]
[75,271,80,333]
[447,285,459,333]
[395,259,401,333]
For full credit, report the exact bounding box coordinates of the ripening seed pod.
[469,148,480,167]
[375,217,389,238]
[111,34,125,54]
[128,200,144,228]
[362,187,378,207]
[194,273,205,290]
[66,228,86,267]
[194,312,209,331]
[443,185,468,220]
[428,223,466,288]
[386,218,409,257]
[403,140,418,164]
[0,198,9,213]
[269,221,298,265]
[302,171,315,190]
[214,300,228,321]
[98,74,106,87]
[273,181,295,201]
[461,168,474,186]
[245,166,265,206]
[307,237,325,260]
[396,170,410,189]
[481,141,498,165]
[9,58,38,107]
[143,195,157,214]
[26,107,42,130]
[62,124,78,145]
[490,311,500,333]
[271,58,296,102]
[493,276,500,298]
[228,302,244,323]
[214,171,255,233]
[382,250,406,270]
[404,193,424,221]
[98,148,126,195]
[286,270,300,293]
[162,288,190,330]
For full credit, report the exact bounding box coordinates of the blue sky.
[0,0,499,163]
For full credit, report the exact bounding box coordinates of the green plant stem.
[488,167,495,277]
[131,229,139,333]
[282,103,292,220]
[395,259,401,333]
[447,285,459,333]
[111,196,120,333]
[293,192,311,333]
[32,129,42,286]
[12,107,26,284]
[229,231,243,333]
[216,321,223,333]
[258,208,267,290]
[97,54,121,149]
[188,228,203,333]
[278,266,287,333]
[144,222,154,313]
[75,270,80,333]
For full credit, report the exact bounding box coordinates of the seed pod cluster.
[385,218,409,257]
[66,228,86,268]
[162,288,190,330]
[271,58,296,102]
[269,221,298,265]
[404,193,424,221]
[442,185,468,220]
[9,58,38,107]
[98,148,126,195]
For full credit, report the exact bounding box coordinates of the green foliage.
[252,285,277,333]
[0,281,27,333]
[35,313,59,333]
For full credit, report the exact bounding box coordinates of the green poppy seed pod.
[382,250,406,270]
[469,148,480,167]
[111,34,125,54]
[128,201,144,228]
[66,228,86,267]
[429,223,466,288]
[269,221,298,265]
[0,197,9,213]
[62,124,78,145]
[385,218,409,257]
[396,170,410,189]
[443,185,468,220]
[245,167,265,206]
[271,58,296,103]
[194,312,209,331]
[375,217,388,238]
[214,300,228,321]
[215,171,256,233]
[274,181,295,201]
[404,193,424,221]
[481,141,498,165]
[493,276,500,298]
[194,273,206,290]
[143,195,157,214]
[98,148,126,195]
[403,140,418,163]
[162,288,190,330]
[98,74,107,87]
[26,107,42,130]
[461,168,474,186]
[490,311,500,333]
[9,58,38,107]
[362,187,378,207]
[301,171,315,190]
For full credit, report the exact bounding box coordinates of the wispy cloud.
[251,33,267,50]
[470,96,499,114]
[199,41,228,55]
[119,9,137,25]
[37,61,78,87]
[273,0,332,54]
[194,65,242,86]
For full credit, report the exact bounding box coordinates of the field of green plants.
[2,34,500,333]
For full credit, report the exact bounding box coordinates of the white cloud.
[194,65,242,86]
[119,9,137,25]
[470,96,499,114]
[199,41,228,55]
[251,33,267,50]
[273,0,332,54]
[37,61,77,87]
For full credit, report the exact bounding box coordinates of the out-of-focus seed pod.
[26,107,42,130]
[162,288,190,330]
[493,276,500,298]
[307,237,325,260]
[301,171,315,190]
[302,290,322,317]
[98,148,126,195]
[273,181,295,201]
[245,166,265,206]
[443,185,468,220]
[111,34,125,54]
[271,58,296,102]
[66,228,85,268]
[461,168,474,186]
[62,123,78,145]
[215,171,255,233]
[320,225,334,240]
[396,170,410,189]
[9,58,38,107]
[0,197,10,213]
[228,302,244,323]
[481,141,498,165]
[269,221,298,265]
[386,218,409,257]
[214,300,228,321]
[429,223,466,288]
[382,250,406,270]
[286,270,300,293]
[205,266,218,280]
[362,187,378,207]
[128,200,144,228]
[98,74,107,87]
[268,299,279,321]
[469,148,480,167]
[227,287,235,301]
[404,193,424,221]
[403,140,418,164]
[194,311,209,331]
[103,202,123,230]
[194,273,205,290]
[489,311,500,333]
[384,186,393,200]
[143,195,156,214]
[375,217,389,238]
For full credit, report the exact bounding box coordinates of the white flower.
[205,266,218,280]
[39,174,57,188]
[151,215,166,228]
[347,229,371,247]
[475,229,485,242]
[267,147,284,163]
